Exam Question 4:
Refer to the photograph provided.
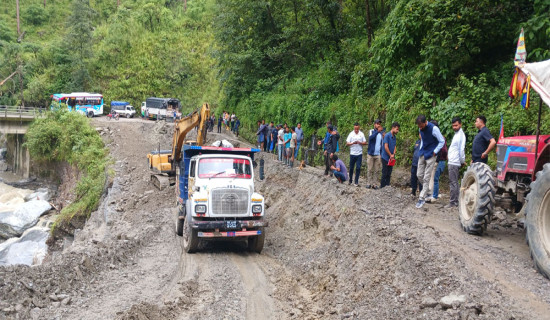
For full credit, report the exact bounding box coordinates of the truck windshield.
[198,158,252,179]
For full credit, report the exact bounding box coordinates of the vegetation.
[24,110,109,230]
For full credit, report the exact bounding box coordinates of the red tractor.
[459,59,550,278]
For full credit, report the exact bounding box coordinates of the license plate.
[226,220,237,229]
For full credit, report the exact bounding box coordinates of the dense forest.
[1,0,550,160]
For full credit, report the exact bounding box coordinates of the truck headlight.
[252,205,262,214]
[195,205,207,214]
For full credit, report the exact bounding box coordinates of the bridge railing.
[0,106,45,119]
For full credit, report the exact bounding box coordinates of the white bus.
[50,92,104,117]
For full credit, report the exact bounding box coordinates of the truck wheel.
[248,228,265,253]
[183,214,199,253]
[87,111,94,118]
[175,205,185,236]
[459,162,495,235]
[525,163,550,279]
[126,113,130,118]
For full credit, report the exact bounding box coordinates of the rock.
[49,294,59,302]
[61,297,71,306]
[24,188,51,202]
[420,297,438,309]
[440,294,466,309]
[0,227,49,266]
[52,302,60,308]
[0,200,52,238]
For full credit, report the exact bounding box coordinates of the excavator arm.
[147,103,210,189]
[172,103,210,164]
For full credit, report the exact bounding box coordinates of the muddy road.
[1,118,550,319]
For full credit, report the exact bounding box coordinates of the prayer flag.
[514,28,527,67]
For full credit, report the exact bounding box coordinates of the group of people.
[217,111,240,136]
[317,115,496,210]
[255,122,304,167]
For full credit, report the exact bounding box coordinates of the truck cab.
[175,145,267,253]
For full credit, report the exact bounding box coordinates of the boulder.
[0,227,49,266]
[0,200,52,238]
[440,294,466,309]
[24,188,51,202]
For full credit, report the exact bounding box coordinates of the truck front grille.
[211,188,249,216]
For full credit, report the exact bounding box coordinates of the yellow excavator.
[147,103,210,189]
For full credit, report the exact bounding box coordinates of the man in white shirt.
[277,125,285,162]
[346,122,367,186]
[445,117,466,208]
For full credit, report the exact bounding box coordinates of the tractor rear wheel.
[459,162,495,235]
[525,163,550,279]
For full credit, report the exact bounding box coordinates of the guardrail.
[0,106,45,120]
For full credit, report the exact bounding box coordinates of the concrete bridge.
[0,106,44,178]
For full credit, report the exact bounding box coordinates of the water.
[0,181,50,266]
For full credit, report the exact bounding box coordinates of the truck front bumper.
[190,219,268,238]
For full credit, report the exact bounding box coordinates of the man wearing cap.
[346,122,367,186]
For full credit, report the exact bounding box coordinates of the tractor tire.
[175,205,185,236]
[459,162,495,235]
[182,213,199,253]
[247,228,265,253]
[525,163,550,279]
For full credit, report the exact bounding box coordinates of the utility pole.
[16,0,21,36]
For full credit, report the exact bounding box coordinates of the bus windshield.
[198,158,252,179]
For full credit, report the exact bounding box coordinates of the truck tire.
[183,214,199,253]
[248,228,265,253]
[87,111,94,118]
[175,205,185,236]
[459,162,495,235]
[126,113,131,118]
[525,163,550,279]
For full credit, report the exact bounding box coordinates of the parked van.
[110,101,136,118]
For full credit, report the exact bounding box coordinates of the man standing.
[294,123,304,160]
[322,122,332,176]
[271,124,279,154]
[234,117,240,137]
[380,122,400,188]
[230,113,236,132]
[366,120,384,189]
[415,115,446,208]
[431,121,448,202]
[289,126,298,167]
[472,115,496,164]
[445,117,466,208]
[410,134,422,196]
[346,122,367,186]
[330,154,349,183]
[256,120,267,151]
[266,122,274,152]
[324,125,340,172]
[277,124,285,161]
[217,114,222,133]
[283,126,292,165]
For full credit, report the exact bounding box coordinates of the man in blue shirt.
[415,115,446,208]
[367,119,384,189]
[380,122,400,188]
[472,115,496,164]
[321,121,332,176]
[294,123,304,159]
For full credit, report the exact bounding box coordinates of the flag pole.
[534,97,542,166]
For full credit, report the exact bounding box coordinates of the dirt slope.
[1,118,549,320]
